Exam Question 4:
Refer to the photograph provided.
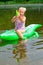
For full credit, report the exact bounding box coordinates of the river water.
[0,4,43,65]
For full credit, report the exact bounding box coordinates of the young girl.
[11,7,26,40]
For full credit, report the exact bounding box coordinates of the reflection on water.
[0,39,29,65]
[13,40,27,64]
[0,32,43,65]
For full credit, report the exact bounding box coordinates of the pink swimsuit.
[15,18,25,30]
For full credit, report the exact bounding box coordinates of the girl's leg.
[15,30,24,39]
[15,30,27,44]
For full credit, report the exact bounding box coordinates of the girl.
[11,7,26,40]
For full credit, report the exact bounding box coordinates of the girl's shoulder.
[22,16,26,22]
[23,16,26,20]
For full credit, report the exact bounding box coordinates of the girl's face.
[19,9,25,16]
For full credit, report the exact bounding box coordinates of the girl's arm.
[11,16,16,23]
[19,16,26,22]
[11,10,19,23]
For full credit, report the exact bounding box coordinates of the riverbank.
[0,4,43,9]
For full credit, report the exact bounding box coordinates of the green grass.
[0,0,43,5]
[0,1,27,5]
[29,0,43,3]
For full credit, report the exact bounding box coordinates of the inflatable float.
[0,24,42,41]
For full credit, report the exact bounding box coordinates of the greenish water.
[0,5,43,65]
[0,6,43,30]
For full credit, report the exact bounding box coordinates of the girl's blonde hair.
[19,7,26,12]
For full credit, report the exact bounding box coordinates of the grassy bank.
[0,1,43,5]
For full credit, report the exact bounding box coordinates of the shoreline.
[0,4,43,9]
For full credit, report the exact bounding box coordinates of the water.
[0,30,43,65]
[0,5,43,65]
